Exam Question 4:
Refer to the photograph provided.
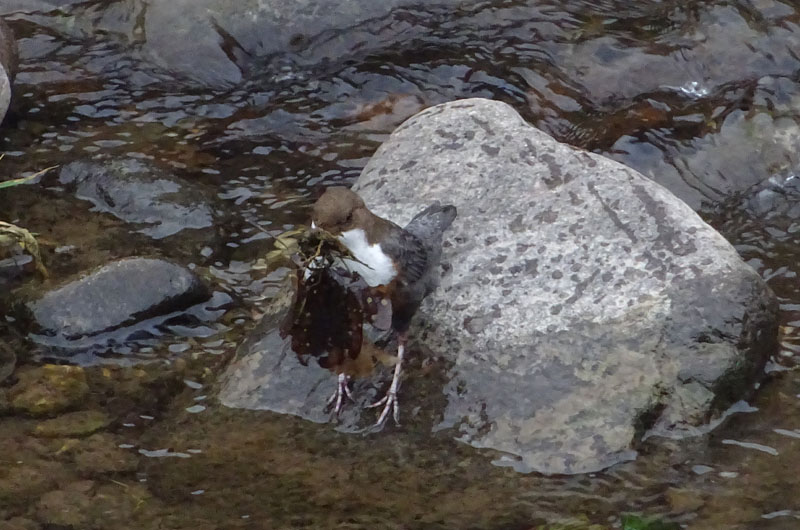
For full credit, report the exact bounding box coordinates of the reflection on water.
[1,0,800,528]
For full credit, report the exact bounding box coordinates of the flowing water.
[1,1,800,528]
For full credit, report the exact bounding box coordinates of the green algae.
[8,365,88,417]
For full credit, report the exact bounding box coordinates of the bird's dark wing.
[380,226,428,286]
[404,201,457,245]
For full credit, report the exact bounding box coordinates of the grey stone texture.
[351,98,777,474]
[220,98,777,474]
[27,257,209,340]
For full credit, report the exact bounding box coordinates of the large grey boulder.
[220,98,777,475]
[350,99,777,474]
[0,17,17,125]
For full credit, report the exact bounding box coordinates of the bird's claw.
[367,389,400,426]
[367,339,405,428]
[326,373,354,416]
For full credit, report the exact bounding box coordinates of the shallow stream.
[1,1,800,528]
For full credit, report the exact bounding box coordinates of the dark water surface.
[1,1,800,528]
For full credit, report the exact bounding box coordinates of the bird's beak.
[310,221,318,231]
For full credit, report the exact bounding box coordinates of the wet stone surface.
[219,282,447,431]
[20,257,225,357]
[57,158,218,240]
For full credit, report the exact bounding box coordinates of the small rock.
[0,18,16,80]
[36,486,92,528]
[33,410,111,438]
[26,257,210,347]
[8,365,88,416]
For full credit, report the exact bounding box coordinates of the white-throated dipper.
[311,187,457,426]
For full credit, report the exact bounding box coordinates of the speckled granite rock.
[219,98,778,474]
[0,17,17,125]
[350,98,777,474]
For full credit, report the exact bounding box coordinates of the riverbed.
[1,1,799,528]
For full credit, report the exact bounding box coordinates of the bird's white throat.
[338,228,396,286]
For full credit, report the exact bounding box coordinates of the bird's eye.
[344,212,353,224]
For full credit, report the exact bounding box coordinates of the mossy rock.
[33,410,110,438]
[9,365,89,417]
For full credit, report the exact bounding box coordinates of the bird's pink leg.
[368,333,406,426]
[326,372,354,416]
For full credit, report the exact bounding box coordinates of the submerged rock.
[0,17,16,125]
[8,365,89,416]
[135,0,475,86]
[33,410,111,438]
[35,483,93,528]
[350,98,777,474]
[25,257,210,349]
[0,464,59,513]
[612,105,800,211]
[58,158,216,240]
[744,171,800,218]
[5,0,479,88]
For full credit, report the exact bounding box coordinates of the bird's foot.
[326,373,354,416]
[367,340,405,428]
[368,386,400,427]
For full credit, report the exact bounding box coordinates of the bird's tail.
[404,201,457,243]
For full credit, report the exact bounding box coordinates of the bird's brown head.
[311,187,370,236]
